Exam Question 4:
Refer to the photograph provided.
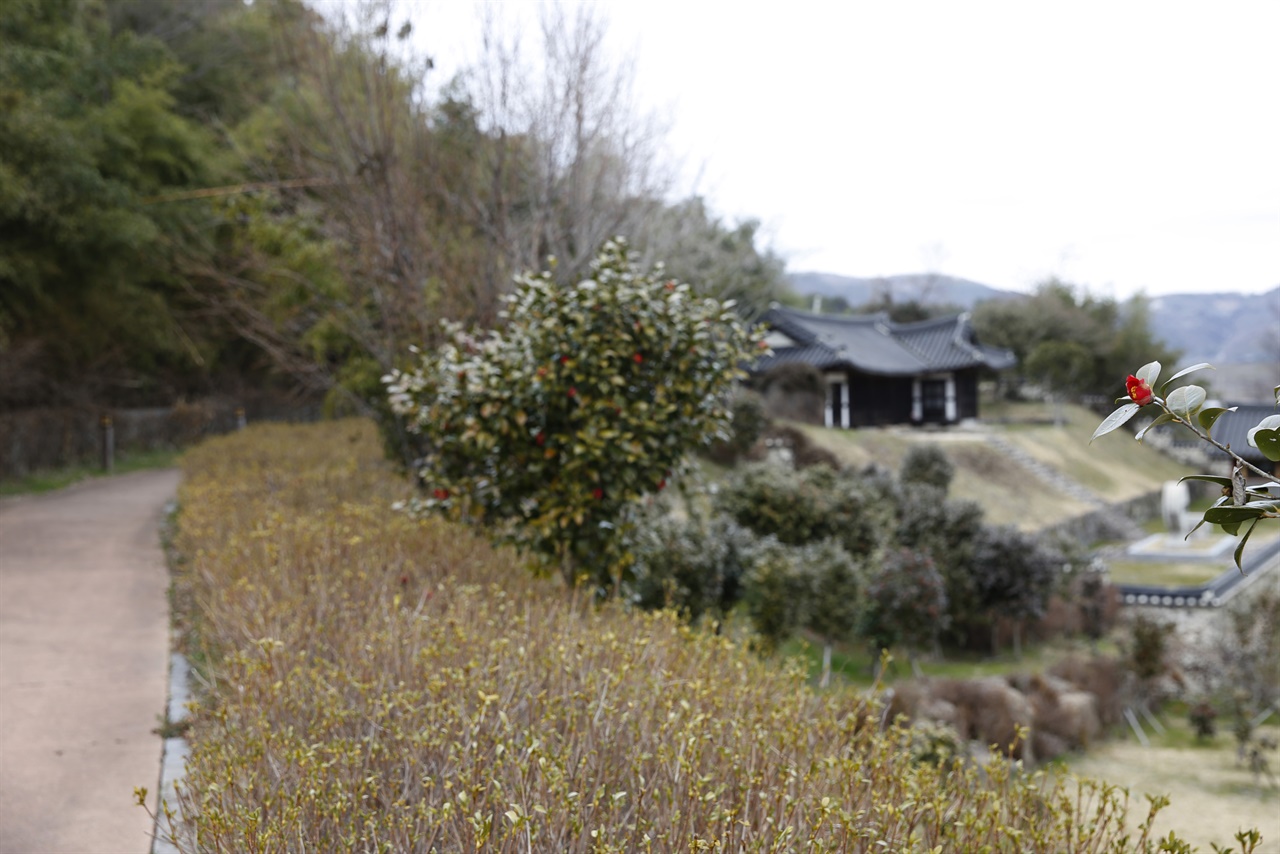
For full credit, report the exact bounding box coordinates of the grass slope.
[793,402,1194,530]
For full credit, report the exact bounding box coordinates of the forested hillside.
[0,0,787,459]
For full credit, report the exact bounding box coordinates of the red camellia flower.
[432,488,449,500]
[592,487,604,500]
[1126,374,1154,406]
[535,432,545,446]
[632,352,643,364]
[567,387,577,398]
[559,355,569,365]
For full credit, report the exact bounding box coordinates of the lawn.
[781,632,1120,690]
[0,448,182,497]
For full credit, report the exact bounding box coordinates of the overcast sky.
[383,0,1278,299]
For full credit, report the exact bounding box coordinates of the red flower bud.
[568,387,577,398]
[535,432,545,446]
[559,355,569,365]
[592,487,604,500]
[432,488,449,500]
[633,352,643,363]
[1126,375,1154,406]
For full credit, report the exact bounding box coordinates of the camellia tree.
[1093,361,1280,567]
[386,239,764,588]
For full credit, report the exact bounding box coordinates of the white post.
[944,375,957,422]
[911,379,923,422]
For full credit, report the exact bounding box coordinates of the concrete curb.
[152,647,191,854]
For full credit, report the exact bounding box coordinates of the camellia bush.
[386,239,764,587]
[1093,362,1279,567]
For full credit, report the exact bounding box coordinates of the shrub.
[627,511,756,624]
[755,362,825,424]
[860,548,949,664]
[742,537,809,652]
[162,421,1199,852]
[761,423,842,470]
[386,239,762,587]
[970,525,1064,655]
[799,537,867,687]
[899,443,955,492]
[703,388,769,465]
[716,462,884,558]
[891,483,986,632]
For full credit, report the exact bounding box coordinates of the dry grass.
[999,406,1191,504]
[795,426,1094,530]
[166,420,1194,852]
[1066,719,1280,851]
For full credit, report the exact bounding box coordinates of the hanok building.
[755,306,1016,428]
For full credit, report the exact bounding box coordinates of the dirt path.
[1069,738,1280,852]
[0,469,179,854]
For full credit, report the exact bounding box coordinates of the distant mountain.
[787,272,1021,311]
[789,273,1280,373]
[1147,286,1280,366]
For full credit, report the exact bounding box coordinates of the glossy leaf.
[1203,505,1268,525]
[1135,361,1161,387]
[1233,518,1261,571]
[1165,385,1207,419]
[1255,429,1280,462]
[1135,412,1174,442]
[1178,474,1233,488]
[1090,403,1141,442]
[1197,406,1236,434]
[1159,362,1213,396]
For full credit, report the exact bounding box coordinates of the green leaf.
[1135,412,1175,442]
[1197,406,1236,434]
[1135,361,1161,387]
[1203,505,1267,525]
[1221,519,1242,536]
[1252,428,1280,462]
[1179,474,1232,488]
[1159,362,1213,396]
[1165,385,1207,419]
[1090,403,1141,442]
[1233,518,1261,571]
[1183,496,1229,539]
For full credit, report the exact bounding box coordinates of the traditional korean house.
[755,306,1016,427]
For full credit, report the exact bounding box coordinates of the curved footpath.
[0,469,179,854]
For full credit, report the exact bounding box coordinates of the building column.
[945,375,957,422]
[911,378,922,422]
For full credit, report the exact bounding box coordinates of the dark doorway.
[921,379,947,423]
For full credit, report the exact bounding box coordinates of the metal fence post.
[100,414,114,473]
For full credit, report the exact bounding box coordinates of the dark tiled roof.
[756,307,1015,376]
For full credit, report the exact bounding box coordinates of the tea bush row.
[166,420,1192,852]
